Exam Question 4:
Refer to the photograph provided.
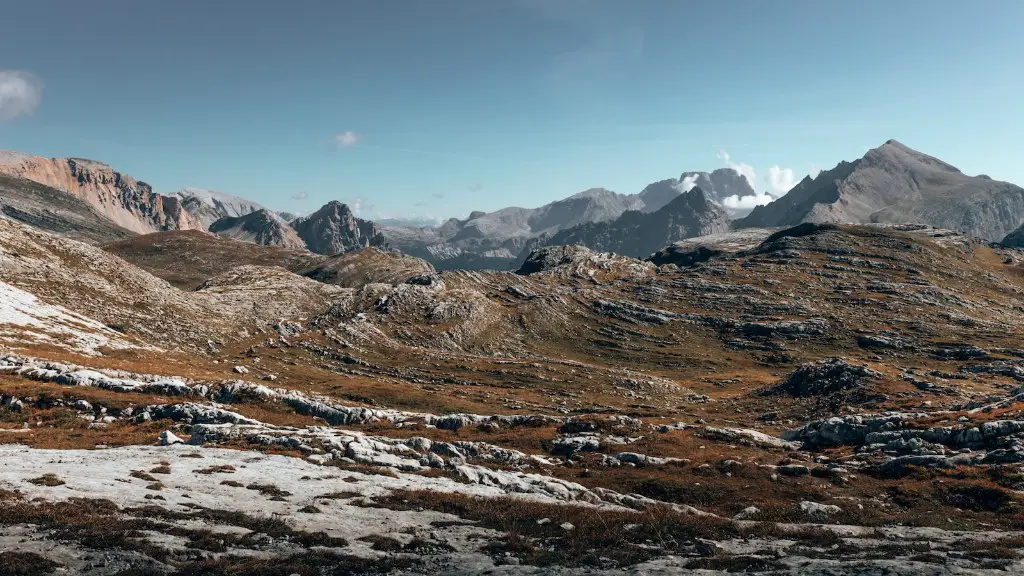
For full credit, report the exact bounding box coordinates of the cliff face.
[0,173,135,244]
[291,200,387,255]
[0,151,204,234]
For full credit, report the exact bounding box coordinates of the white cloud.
[349,196,373,216]
[765,165,796,196]
[676,173,700,193]
[721,192,777,210]
[717,150,756,189]
[0,70,43,121]
[290,191,309,201]
[335,131,362,148]
[716,150,798,207]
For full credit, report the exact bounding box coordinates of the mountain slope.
[209,209,306,249]
[541,187,732,258]
[0,151,203,234]
[173,187,266,229]
[103,230,324,290]
[0,174,134,243]
[738,140,1024,241]
[291,200,387,255]
[298,247,435,287]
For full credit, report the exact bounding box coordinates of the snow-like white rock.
[160,430,184,446]
[0,281,142,355]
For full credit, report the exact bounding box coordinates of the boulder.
[799,500,842,519]
[160,430,184,446]
[764,358,882,397]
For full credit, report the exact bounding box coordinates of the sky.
[1,0,1022,221]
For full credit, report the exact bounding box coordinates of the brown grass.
[193,464,236,475]
[245,483,292,499]
[317,491,363,500]
[0,497,352,569]
[130,470,159,482]
[27,473,65,487]
[358,534,404,552]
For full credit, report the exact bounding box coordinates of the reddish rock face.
[0,151,204,233]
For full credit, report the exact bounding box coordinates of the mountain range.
[0,153,385,256]
[1,140,1022,269]
[4,139,1024,573]
[382,168,756,269]
[540,187,732,259]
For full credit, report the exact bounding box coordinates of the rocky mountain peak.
[291,200,386,255]
[174,187,266,229]
[738,140,1024,241]
[209,209,306,250]
[865,139,962,175]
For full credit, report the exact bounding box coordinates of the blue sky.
[1,0,1022,220]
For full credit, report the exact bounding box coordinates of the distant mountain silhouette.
[738,140,1024,242]
[539,187,732,258]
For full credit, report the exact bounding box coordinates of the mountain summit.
[209,209,306,249]
[173,187,266,229]
[738,140,1024,241]
[291,200,386,255]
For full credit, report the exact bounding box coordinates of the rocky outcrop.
[540,188,732,258]
[0,151,204,234]
[517,245,655,278]
[1002,224,1024,247]
[209,209,306,249]
[172,187,266,229]
[738,140,1024,242]
[763,358,882,397]
[291,200,386,255]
